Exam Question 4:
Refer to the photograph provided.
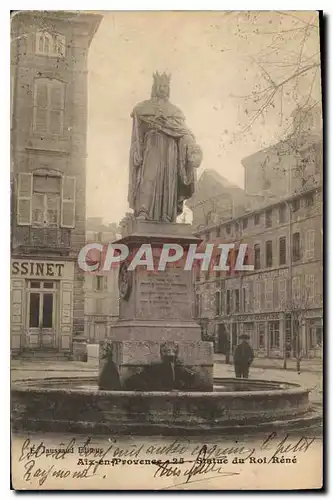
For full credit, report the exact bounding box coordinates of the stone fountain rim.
[11,376,309,398]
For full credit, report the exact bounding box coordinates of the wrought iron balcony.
[12,226,71,254]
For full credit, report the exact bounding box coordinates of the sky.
[86,11,321,225]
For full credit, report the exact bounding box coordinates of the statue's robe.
[128,98,198,222]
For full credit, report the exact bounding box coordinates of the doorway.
[26,280,58,349]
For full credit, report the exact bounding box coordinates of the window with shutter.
[265,279,273,310]
[46,194,60,226]
[260,281,265,310]
[292,232,301,261]
[234,289,240,312]
[17,173,33,225]
[31,175,61,228]
[242,287,247,312]
[104,276,108,291]
[34,81,48,133]
[278,279,286,307]
[33,79,65,136]
[254,282,261,311]
[32,193,45,225]
[292,277,301,303]
[49,85,64,135]
[305,230,315,259]
[305,275,315,301]
[61,176,76,228]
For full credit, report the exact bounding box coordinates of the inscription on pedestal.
[138,270,193,320]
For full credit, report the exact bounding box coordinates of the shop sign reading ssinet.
[11,261,65,278]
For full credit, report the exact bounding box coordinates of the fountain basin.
[11,377,320,435]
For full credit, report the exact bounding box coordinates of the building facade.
[84,218,120,343]
[186,169,246,232]
[194,187,323,359]
[10,11,102,355]
[193,106,323,360]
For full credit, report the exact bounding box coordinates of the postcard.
[11,10,323,490]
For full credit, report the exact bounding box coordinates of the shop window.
[309,320,323,349]
[258,323,265,348]
[269,321,280,349]
[28,281,56,329]
[29,293,40,328]
[244,322,254,341]
[42,294,53,328]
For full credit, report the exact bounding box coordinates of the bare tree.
[233,12,320,129]
[231,11,322,190]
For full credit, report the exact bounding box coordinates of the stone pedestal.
[99,219,213,391]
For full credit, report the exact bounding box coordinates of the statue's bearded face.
[156,83,170,98]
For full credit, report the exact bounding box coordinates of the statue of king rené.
[128,72,203,223]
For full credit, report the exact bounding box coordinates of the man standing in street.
[233,334,254,378]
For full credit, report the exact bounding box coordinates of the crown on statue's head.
[153,71,171,86]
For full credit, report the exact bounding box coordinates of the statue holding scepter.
[128,72,203,223]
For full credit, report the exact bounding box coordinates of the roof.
[199,169,243,191]
[11,11,103,46]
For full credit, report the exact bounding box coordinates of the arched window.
[36,31,66,57]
